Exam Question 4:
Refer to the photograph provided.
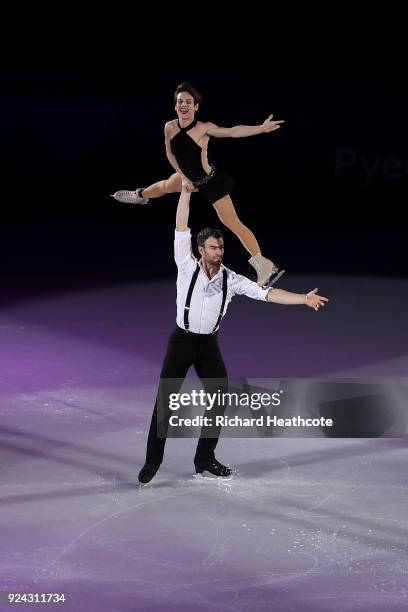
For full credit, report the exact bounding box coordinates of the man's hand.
[182,180,198,193]
[304,288,329,311]
[261,114,285,133]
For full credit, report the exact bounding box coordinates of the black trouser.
[145,326,228,465]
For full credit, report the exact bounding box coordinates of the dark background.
[2,72,407,289]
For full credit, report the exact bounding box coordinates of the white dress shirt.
[174,230,268,334]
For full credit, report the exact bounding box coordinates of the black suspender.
[184,264,200,330]
[184,264,228,334]
[212,269,228,334]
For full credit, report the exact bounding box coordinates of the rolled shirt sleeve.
[228,270,269,301]
[174,230,196,270]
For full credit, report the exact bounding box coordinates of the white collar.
[199,258,225,282]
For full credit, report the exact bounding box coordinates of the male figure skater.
[138,185,329,484]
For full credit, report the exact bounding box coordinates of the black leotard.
[170,119,234,205]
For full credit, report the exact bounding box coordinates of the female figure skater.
[112,82,285,286]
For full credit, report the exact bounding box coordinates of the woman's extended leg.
[111,173,182,204]
[142,173,182,198]
[213,195,279,286]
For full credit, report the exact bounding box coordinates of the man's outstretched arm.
[175,184,192,232]
[230,273,329,312]
[174,185,196,270]
[267,287,329,311]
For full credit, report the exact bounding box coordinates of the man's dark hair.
[174,82,202,106]
[197,228,224,248]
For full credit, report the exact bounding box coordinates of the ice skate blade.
[262,269,286,288]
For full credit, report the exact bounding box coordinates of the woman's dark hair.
[174,81,202,106]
